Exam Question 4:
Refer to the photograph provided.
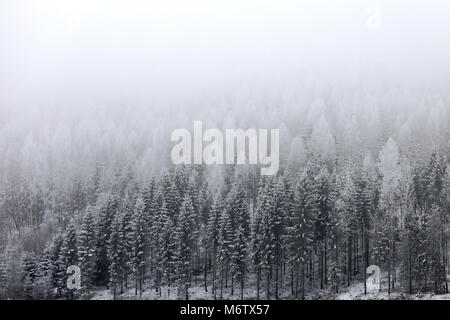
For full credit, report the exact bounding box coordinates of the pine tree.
[46,233,64,296]
[271,177,288,299]
[207,195,223,299]
[108,213,123,299]
[142,179,156,280]
[0,254,8,299]
[21,252,38,299]
[287,168,316,299]
[225,182,250,296]
[354,171,372,294]
[154,200,169,295]
[252,177,288,299]
[253,178,276,300]
[159,206,177,298]
[328,259,341,299]
[424,153,448,293]
[33,252,53,300]
[217,200,233,299]
[95,194,120,286]
[336,168,359,287]
[195,182,211,295]
[232,221,248,300]
[378,138,401,294]
[160,173,181,220]
[174,195,196,300]
[326,172,342,295]
[131,197,146,296]
[119,197,135,291]
[77,206,96,298]
[58,223,78,298]
[314,166,332,290]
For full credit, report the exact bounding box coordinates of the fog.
[2,1,450,301]
[1,0,450,111]
[0,0,449,186]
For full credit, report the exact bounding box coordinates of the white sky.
[1,0,450,110]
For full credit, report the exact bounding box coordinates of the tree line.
[0,138,448,300]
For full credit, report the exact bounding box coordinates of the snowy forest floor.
[91,271,450,300]
[334,273,450,300]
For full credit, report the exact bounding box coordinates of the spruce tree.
[225,182,250,295]
[95,194,120,286]
[108,213,123,299]
[154,200,169,295]
[120,197,135,290]
[77,206,96,298]
[58,223,78,298]
[174,195,196,300]
[131,197,146,296]
[287,168,316,299]
[21,252,38,299]
[206,195,223,299]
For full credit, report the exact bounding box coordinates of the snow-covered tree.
[174,195,196,300]
[77,206,96,298]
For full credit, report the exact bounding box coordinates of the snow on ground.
[91,272,450,300]
[335,273,450,300]
[92,272,296,300]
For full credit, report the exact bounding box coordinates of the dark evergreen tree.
[94,195,120,286]
[21,252,38,299]
[108,213,123,299]
[174,195,196,300]
[57,223,78,298]
[287,168,316,299]
[131,197,146,296]
[77,206,96,298]
[206,195,223,299]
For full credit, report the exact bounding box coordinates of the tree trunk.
[231,274,234,295]
[295,263,299,299]
[204,249,208,293]
[291,264,294,295]
[220,265,224,300]
[409,241,412,294]
[256,267,260,300]
[347,234,352,287]
[240,272,244,300]
[363,230,367,295]
[324,239,328,285]
[275,264,279,299]
[301,263,305,300]
[135,277,138,296]
[213,258,217,300]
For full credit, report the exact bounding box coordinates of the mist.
[1,0,450,110]
[1,1,450,302]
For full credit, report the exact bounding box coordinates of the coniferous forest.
[1,1,450,301]
[0,101,449,300]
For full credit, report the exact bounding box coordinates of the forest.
[0,89,449,300]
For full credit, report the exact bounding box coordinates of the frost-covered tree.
[77,206,96,298]
[95,195,120,286]
[131,197,146,296]
[287,168,316,300]
[378,138,401,294]
[57,223,78,298]
[174,195,196,300]
[21,252,38,299]
[108,213,123,299]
